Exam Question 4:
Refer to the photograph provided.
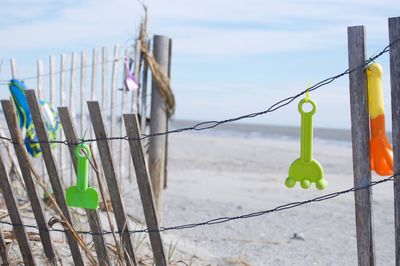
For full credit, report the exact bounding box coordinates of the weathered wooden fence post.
[2,100,57,265]
[149,35,171,221]
[124,114,168,266]
[389,16,400,266]
[347,25,375,266]
[25,90,84,266]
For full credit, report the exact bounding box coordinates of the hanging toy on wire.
[285,87,327,190]
[8,79,61,157]
[124,57,139,91]
[367,62,393,176]
[66,144,99,209]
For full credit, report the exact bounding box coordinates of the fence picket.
[58,106,110,266]
[59,54,67,180]
[10,59,17,79]
[49,56,56,105]
[80,51,88,135]
[70,52,78,118]
[2,100,57,265]
[0,228,10,265]
[110,45,120,149]
[102,47,109,111]
[132,40,141,114]
[120,48,130,180]
[124,114,168,266]
[25,90,84,266]
[91,48,98,101]
[87,101,137,265]
[37,60,44,99]
[0,148,35,265]
[140,40,149,134]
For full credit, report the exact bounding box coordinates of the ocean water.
[171,119,354,147]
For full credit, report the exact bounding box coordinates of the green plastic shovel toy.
[66,144,99,209]
[285,92,327,190]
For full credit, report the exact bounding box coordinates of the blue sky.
[0,0,399,129]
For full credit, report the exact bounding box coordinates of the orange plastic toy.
[367,63,393,176]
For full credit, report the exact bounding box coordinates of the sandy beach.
[1,122,395,265]
[142,126,396,265]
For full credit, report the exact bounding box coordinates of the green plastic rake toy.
[66,144,99,209]
[285,91,327,190]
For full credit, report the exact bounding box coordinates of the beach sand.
[152,130,395,266]
[1,123,394,265]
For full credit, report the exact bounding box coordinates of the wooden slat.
[49,56,56,105]
[347,25,375,266]
[149,35,170,222]
[37,59,46,183]
[102,47,109,111]
[389,16,400,266]
[132,40,141,114]
[87,101,137,265]
[58,106,110,266]
[25,90,84,266]
[60,54,67,106]
[140,41,149,134]
[10,59,17,79]
[69,52,78,183]
[0,149,35,265]
[80,51,88,135]
[37,60,44,99]
[0,228,10,265]
[70,52,78,117]
[2,100,57,265]
[59,54,67,179]
[110,45,120,145]
[124,114,167,266]
[120,48,130,180]
[91,48,98,101]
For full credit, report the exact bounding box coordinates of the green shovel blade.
[66,186,99,210]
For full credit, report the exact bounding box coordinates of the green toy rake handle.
[298,98,316,163]
[74,144,91,192]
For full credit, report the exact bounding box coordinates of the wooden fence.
[0,91,167,265]
[0,34,173,265]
